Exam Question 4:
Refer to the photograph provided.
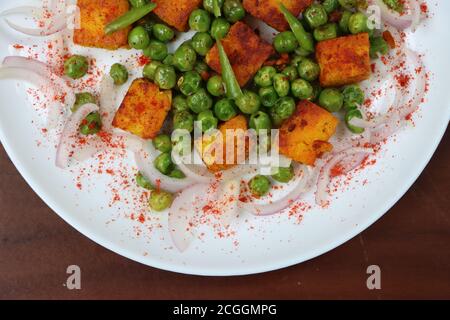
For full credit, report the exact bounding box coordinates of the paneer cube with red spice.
[316,33,371,87]
[243,0,313,31]
[153,0,203,32]
[112,78,172,139]
[74,0,130,50]
[206,21,274,87]
[279,100,339,166]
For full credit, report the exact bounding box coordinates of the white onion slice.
[55,103,99,169]
[2,56,75,111]
[5,15,67,37]
[369,0,416,30]
[215,179,241,227]
[135,142,196,193]
[99,75,117,131]
[241,164,311,216]
[316,148,373,207]
[168,183,212,252]
[0,6,43,18]
[172,151,216,184]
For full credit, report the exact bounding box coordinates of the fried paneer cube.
[316,33,371,87]
[279,100,339,166]
[197,115,249,173]
[153,0,202,32]
[74,0,130,50]
[243,0,313,31]
[206,22,274,87]
[112,78,172,139]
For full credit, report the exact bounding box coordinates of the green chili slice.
[278,2,314,53]
[105,3,157,35]
[216,39,242,99]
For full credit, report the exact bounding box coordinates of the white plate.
[0,0,448,276]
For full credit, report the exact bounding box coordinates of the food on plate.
[74,0,131,50]
[0,0,428,252]
[206,21,274,86]
[316,33,371,87]
[112,78,172,139]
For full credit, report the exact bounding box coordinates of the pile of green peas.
[63,0,396,208]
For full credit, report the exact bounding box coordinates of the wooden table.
[0,130,448,300]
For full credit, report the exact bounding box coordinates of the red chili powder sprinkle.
[13,44,24,49]
[420,3,428,14]
[395,73,411,88]
[137,55,150,66]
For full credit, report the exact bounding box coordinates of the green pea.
[136,171,154,190]
[311,82,322,101]
[168,169,186,179]
[187,88,213,113]
[304,4,328,29]
[195,61,210,79]
[295,42,314,57]
[290,55,305,68]
[281,65,298,81]
[291,78,314,100]
[72,92,96,112]
[128,26,150,49]
[223,0,245,23]
[342,84,365,111]
[204,0,224,14]
[313,23,338,41]
[254,66,277,87]
[149,190,173,212]
[153,134,172,153]
[259,86,278,108]
[191,32,214,56]
[272,96,296,122]
[154,65,177,90]
[249,111,272,133]
[298,58,320,82]
[272,165,294,183]
[152,23,174,43]
[345,108,365,134]
[339,11,352,34]
[197,110,219,132]
[154,152,174,175]
[130,0,148,8]
[189,9,211,32]
[109,63,128,85]
[370,36,389,58]
[80,112,102,135]
[64,55,88,79]
[338,0,358,9]
[143,61,162,80]
[173,110,194,132]
[235,90,261,114]
[178,71,202,96]
[143,40,168,61]
[273,31,298,54]
[273,74,290,97]
[348,12,369,35]
[210,17,230,40]
[207,75,225,97]
[173,43,197,72]
[214,98,237,121]
[136,17,154,34]
[318,88,343,112]
[163,54,174,66]
[248,175,271,197]
[322,0,339,13]
[172,95,189,112]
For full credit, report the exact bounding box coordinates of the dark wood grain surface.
[0,130,448,300]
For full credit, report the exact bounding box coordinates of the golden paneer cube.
[206,22,274,87]
[279,100,339,166]
[112,78,172,139]
[74,0,130,50]
[243,0,313,31]
[153,0,202,31]
[316,33,371,87]
[197,115,249,173]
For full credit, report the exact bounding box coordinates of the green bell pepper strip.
[216,39,242,99]
[213,0,221,17]
[105,3,157,35]
[278,2,314,53]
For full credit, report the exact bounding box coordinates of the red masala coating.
[243,0,313,31]
[112,78,172,139]
[153,0,203,32]
[316,33,371,87]
[206,21,274,87]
